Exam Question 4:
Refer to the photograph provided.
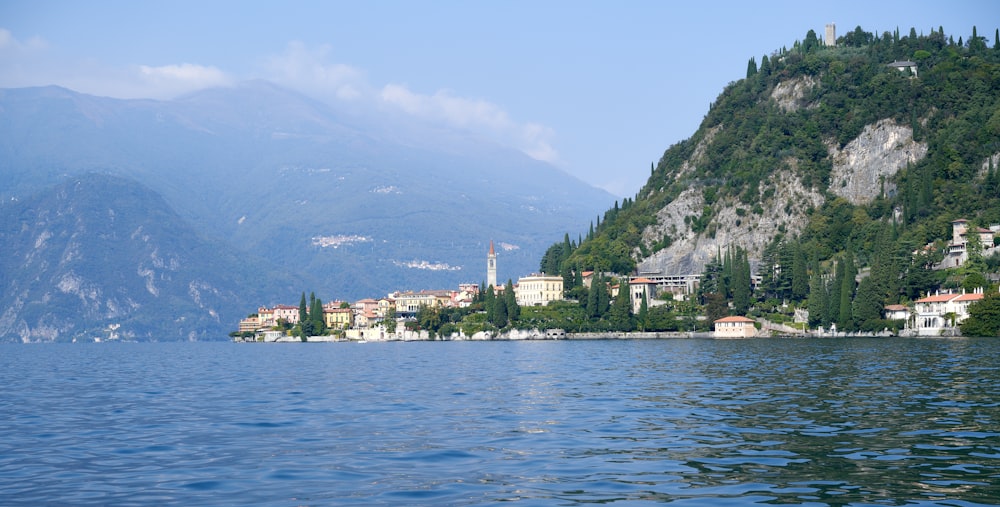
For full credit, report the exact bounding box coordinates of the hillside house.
[936,219,1000,269]
[888,60,918,77]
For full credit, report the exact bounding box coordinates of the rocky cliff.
[636,109,927,277]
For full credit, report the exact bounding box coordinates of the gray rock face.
[828,119,927,205]
[637,116,925,278]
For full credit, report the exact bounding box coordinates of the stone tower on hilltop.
[487,240,497,288]
[825,23,836,46]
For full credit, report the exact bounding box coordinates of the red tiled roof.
[915,294,957,303]
[953,293,984,302]
[714,316,755,323]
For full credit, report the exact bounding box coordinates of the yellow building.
[324,308,354,330]
[515,274,564,307]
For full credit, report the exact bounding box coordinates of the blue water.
[1,338,998,506]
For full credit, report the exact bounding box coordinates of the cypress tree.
[311,296,325,334]
[638,293,649,332]
[808,269,827,327]
[828,260,843,327]
[838,254,856,331]
[298,292,308,325]
[791,243,809,301]
[484,286,496,325]
[746,56,758,78]
[608,279,634,331]
[504,279,519,323]
[732,248,752,314]
[494,295,508,328]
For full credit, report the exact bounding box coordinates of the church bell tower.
[487,240,497,288]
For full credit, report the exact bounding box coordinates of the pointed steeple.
[487,240,497,288]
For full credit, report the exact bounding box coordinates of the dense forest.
[535,25,1000,335]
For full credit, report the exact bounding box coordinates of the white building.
[913,289,985,336]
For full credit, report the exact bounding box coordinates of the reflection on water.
[0,338,998,505]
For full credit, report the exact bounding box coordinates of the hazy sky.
[1,1,995,197]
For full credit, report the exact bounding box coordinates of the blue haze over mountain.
[0,83,615,341]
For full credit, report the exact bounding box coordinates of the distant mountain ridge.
[0,174,302,341]
[0,82,615,341]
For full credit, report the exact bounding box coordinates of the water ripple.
[1,338,999,505]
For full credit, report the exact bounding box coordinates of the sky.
[1,1,996,197]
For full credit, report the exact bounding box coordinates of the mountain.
[549,25,1000,331]
[0,174,303,342]
[0,82,616,340]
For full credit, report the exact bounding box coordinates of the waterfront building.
[324,308,354,330]
[714,316,756,338]
[883,304,910,321]
[913,288,985,336]
[238,316,262,333]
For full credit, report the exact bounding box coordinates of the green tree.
[732,248,752,314]
[791,242,809,301]
[384,306,397,334]
[838,254,857,330]
[808,269,828,328]
[704,292,728,324]
[504,279,519,323]
[637,293,649,332]
[608,278,634,331]
[960,292,1000,336]
[493,293,508,328]
[417,305,442,336]
[298,292,308,326]
[484,286,496,325]
[310,295,326,335]
[853,276,882,331]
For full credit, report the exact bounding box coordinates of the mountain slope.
[553,25,1000,324]
[0,174,302,342]
[0,82,615,305]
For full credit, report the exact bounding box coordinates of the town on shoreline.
[236,226,999,342]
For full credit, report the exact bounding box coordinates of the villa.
[912,288,985,336]
[713,316,756,338]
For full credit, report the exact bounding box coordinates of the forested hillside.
[541,25,1000,333]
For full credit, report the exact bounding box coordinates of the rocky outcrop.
[828,119,927,205]
[637,166,823,276]
[637,116,918,277]
[770,75,818,112]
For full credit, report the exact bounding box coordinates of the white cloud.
[0,31,560,165]
[0,27,231,99]
[138,63,231,94]
[263,41,368,101]
[380,83,558,164]
[261,42,559,164]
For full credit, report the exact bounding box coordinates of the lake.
[1,338,998,506]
